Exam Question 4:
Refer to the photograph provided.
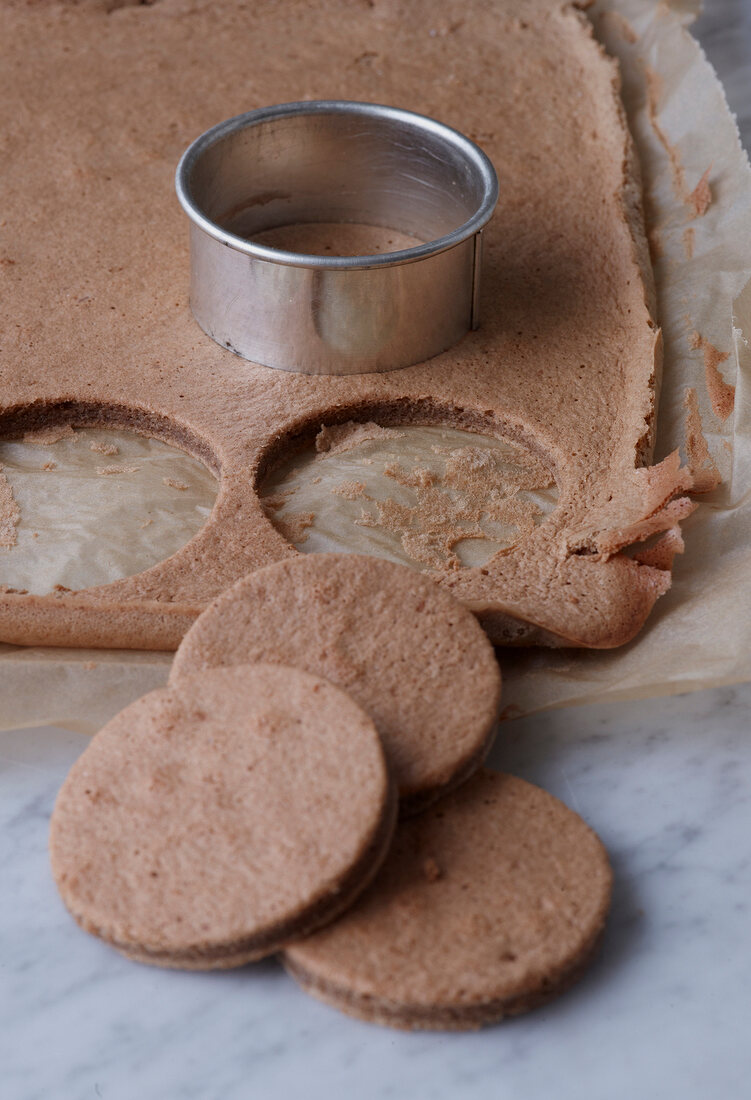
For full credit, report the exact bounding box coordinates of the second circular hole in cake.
[261,421,559,571]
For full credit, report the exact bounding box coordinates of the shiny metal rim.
[175,100,499,270]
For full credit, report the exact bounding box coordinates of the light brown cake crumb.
[0,465,20,548]
[262,489,296,513]
[355,509,379,529]
[645,65,688,206]
[22,424,75,446]
[276,511,315,545]
[634,527,685,571]
[90,440,119,456]
[690,332,735,421]
[331,480,367,501]
[683,388,721,493]
[315,421,404,456]
[163,477,188,491]
[400,531,448,569]
[97,464,141,476]
[347,442,552,570]
[384,463,436,489]
[688,167,712,218]
[43,461,57,471]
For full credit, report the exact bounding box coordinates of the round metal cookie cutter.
[175,100,499,375]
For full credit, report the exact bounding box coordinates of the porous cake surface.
[49,663,396,967]
[0,0,693,649]
[285,769,613,1030]
[170,554,502,811]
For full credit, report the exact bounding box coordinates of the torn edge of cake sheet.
[2,0,751,731]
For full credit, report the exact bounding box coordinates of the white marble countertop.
[3,685,751,1099]
[2,5,751,1098]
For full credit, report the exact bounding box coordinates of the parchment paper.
[262,425,560,572]
[2,0,750,732]
[0,428,216,595]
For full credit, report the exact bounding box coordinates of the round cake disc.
[284,769,612,1029]
[170,554,502,813]
[50,663,397,969]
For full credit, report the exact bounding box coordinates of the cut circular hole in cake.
[260,416,559,572]
[0,414,218,595]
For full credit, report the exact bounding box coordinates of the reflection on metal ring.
[175,100,499,375]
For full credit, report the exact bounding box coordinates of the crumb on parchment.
[0,465,20,548]
[22,424,75,446]
[275,511,315,545]
[90,440,119,456]
[315,421,404,456]
[97,464,140,476]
